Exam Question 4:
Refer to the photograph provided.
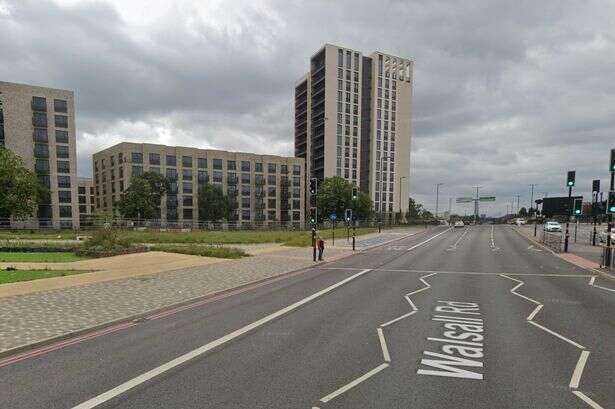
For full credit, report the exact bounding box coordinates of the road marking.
[377,328,391,362]
[380,310,417,327]
[71,268,373,409]
[409,228,452,251]
[526,304,543,321]
[448,227,469,250]
[490,226,499,250]
[589,276,596,286]
[588,275,615,293]
[500,274,541,305]
[320,363,389,403]
[570,350,590,389]
[573,391,605,409]
[527,321,585,349]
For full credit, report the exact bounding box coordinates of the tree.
[115,172,170,219]
[315,176,372,221]
[518,207,528,217]
[198,184,230,221]
[405,197,423,221]
[0,147,46,218]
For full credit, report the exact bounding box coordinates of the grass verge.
[0,251,86,263]
[0,269,91,285]
[150,244,247,259]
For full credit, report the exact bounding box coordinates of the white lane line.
[573,391,605,409]
[377,328,391,362]
[380,310,417,327]
[448,227,469,250]
[490,225,499,250]
[589,276,596,286]
[320,363,389,403]
[500,274,541,305]
[526,304,543,321]
[588,276,615,293]
[408,228,452,251]
[71,268,373,409]
[527,321,586,349]
[570,350,590,389]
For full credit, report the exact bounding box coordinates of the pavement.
[1,225,614,408]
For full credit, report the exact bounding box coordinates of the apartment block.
[0,81,79,228]
[295,44,413,215]
[92,143,305,225]
[77,177,95,225]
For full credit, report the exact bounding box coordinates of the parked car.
[454,221,465,228]
[544,221,562,232]
[598,229,615,243]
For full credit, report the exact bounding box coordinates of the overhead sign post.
[479,196,496,202]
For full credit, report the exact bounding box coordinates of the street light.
[435,183,444,219]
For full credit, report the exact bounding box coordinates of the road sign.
[329,212,337,221]
[456,197,473,203]
[479,196,496,202]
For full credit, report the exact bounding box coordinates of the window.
[241,185,251,196]
[293,187,300,198]
[32,96,47,111]
[293,176,300,186]
[56,145,69,158]
[242,197,250,208]
[255,162,263,173]
[58,190,72,203]
[166,155,176,166]
[183,208,193,220]
[213,170,223,183]
[132,165,142,176]
[180,168,191,180]
[198,170,208,183]
[54,99,67,113]
[213,158,222,169]
[280,164,288,174]
[241,173,251,184]
[354,52,359,70]
[182,156,192,167]
[268,199,276,209]
[198,158,207,168]
[78,186,86,195]
[183,181,193,194]
[183,196,193,207]
[267,174,276,185]
[227,160,236,170]
[268,186,276,197]
[338,48,343,66]
[293,199,301,210]
[241,161,251,172]
[59,206,72,218]
[131,152,143,163]
[268,163,276,173]
[33,128,48,142]
[34,143,49,158]
[57,161,70,173]
[54,115,68,128]
[32,112,47,127]
[149,153,160,165]
[241,210,250,220]
[58,176,71,188]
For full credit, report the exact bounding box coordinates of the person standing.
[317,236,325,261]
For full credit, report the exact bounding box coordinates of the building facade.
[77,178,95,225]
[0,81,79,228]
[294,44,413,215]
[92,143,305,225]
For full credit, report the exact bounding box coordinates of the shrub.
[76,229,147,258]
[150,244,247,259]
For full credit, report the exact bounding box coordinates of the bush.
[150,244,247,259]
[76,229,147,258]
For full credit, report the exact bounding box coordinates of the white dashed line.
[319,363,389,403]
[377,328,391,362]
[527,321,586,349]
[570,350,590,389]
[526,304,543,321]
[573,391,605,409]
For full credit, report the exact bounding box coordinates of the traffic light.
[593,179,600,193]
[567,171,576,187]
[309,178,318,195]
[573,198,582,216]
[608,191,615,214]
[352,186,358,201]
[345,208,352,222]
[610,149,615,172]
[309,207,318,224]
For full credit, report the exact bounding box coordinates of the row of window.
[160,209,301,222]
[31,96,68,113]
[32,112,68,128]
[33,129,69,143]
[377,54,412,82]
[34,143,70,158]
[35,159,70,173]
[337,49,360,71]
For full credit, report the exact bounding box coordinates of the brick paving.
[0,229,420,354]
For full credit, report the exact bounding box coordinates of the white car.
[454,221,465,228]
[598,229,615,243]
[544,221,562,232]
[515,218,527,225]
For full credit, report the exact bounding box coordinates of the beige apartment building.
[93,142,305,225]
[77,178,95,225]
[0,81,79,228]
[295,44,413,216]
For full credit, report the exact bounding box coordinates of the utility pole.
[448,197,452,220]
[435,183,444,220]
[529,184,537,236]
[472,186,481,224]
[564,170,576,253]
[516,195,521,214]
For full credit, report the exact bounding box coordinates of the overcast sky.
[2,0,615,216]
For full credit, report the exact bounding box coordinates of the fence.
[541,231,563,252]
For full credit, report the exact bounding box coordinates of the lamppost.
[435,183,444,219]
[399,176,406,224]
[529,184,537,235]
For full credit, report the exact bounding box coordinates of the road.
[1,225,614,408]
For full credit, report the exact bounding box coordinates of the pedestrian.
[317,236,325,261]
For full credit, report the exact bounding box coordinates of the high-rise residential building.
[0,81,79,228]
[92,142,305,225]
[295,44,413,215]
[77,177,95,225]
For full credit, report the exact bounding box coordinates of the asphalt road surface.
[1,225,614,409]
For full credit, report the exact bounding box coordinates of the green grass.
[151,244,248,259]
[0,230,91,240]
[0,269,91,284]
[0,251,86,263]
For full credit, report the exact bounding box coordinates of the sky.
[1,0,615,216]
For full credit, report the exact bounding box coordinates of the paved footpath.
[0,228,421,355]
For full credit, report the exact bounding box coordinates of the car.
[544,221,562,232]
[598,229,615,243]
[515,218,527,225]
[454,221,465,228]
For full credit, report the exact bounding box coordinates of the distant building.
[0,81,79,228]
[92,142,305,225]
[294,44,413,216]
[77,178,95,226]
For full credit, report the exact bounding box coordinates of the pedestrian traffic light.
[309,178,318,195]
[352,186,358,201]
[610,149,615,172]
[309,207,317,224]
[608,191,615,214]
[345,208,352,222]
[567,171,576,187]
[573,198,582,216]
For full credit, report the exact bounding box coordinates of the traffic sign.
[329,212,337,221]
[456,197,473,203]
[479,196,496,202]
